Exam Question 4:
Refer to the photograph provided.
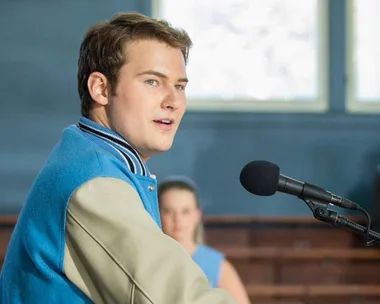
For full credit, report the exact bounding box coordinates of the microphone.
[239,160,360,210]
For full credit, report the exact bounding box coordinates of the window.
[152,0,328,112]
[346,0,380,113]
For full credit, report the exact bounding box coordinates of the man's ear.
[87,72,109,106]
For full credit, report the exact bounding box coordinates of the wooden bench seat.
[221,247,380,260]
[246,284,380,297]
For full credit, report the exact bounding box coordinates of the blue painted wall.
[1,0,380,217]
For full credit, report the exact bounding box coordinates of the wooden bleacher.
[2,215,380,303]
[0,215,16,271]
[203,216,380,304]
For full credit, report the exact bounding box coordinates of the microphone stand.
[303,199,380,245]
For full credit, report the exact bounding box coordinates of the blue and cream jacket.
[0,117,235,304]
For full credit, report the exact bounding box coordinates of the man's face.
[105,39,188,160]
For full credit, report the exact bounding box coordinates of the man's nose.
[162,88,181,111]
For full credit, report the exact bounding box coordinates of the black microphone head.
[240,160,280,196]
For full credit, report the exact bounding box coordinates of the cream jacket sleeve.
[64,177,237,304]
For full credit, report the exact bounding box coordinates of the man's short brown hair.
[77,12,192,117]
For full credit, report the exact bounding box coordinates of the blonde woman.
[158,177,251,304]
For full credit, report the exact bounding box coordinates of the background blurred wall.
[1,0,380,216]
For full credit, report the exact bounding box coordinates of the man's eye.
[145,79,158,86]
[175,84,185,91]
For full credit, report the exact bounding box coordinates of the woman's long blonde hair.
[158,177,205,244]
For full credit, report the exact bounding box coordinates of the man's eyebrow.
[137,70,189,82]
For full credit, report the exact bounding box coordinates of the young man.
[0,12,237,303]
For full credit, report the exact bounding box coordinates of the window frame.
[346,0,380,113]
[151,0,329,113]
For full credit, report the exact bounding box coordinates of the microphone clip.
[302,198,378,246]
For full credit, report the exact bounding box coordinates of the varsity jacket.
[0,117,235,304]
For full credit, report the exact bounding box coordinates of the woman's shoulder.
[195,244,225,260]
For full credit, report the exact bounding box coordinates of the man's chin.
[140,143,172,159]
[157,141,174,152]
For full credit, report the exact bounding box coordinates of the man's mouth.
[154,119,173,125]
